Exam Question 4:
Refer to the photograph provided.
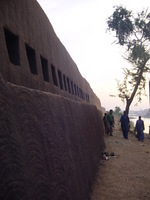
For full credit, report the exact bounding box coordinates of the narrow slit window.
[80,89,83,99]
[86,94,88,102]
[25,43,37,74]
[67,77,71,93]
[63,74,67,91]
[74,84,77,95]
[58,70,63,89]
[77,86,79,97]
[4,28,20,65]
[79,88,82,98]
[71,81,74,94]
[40,56,49,82]
[83,92,85,100]
[81,90,84,99]
[51,64,58,86]
[86,94,90,102]
[87,95,90,102]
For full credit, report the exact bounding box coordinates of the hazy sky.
[36,0,150,111]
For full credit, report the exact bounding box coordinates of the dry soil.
[90,118,150,200]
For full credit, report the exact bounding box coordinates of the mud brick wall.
[0,0,101,109]
[0,77,105,200]
[0,0,105,199]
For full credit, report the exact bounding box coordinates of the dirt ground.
[90,117,150,200]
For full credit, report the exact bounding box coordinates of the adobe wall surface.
[0,0,101,110]
[0,76,105,200]
[0,0,105,199]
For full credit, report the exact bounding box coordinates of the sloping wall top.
[0,0,102,110]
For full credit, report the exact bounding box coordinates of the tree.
[107,6,150,114]
[114,106,122,116]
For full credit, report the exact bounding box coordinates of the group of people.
[103,109,145,142]
[103,109,115,136]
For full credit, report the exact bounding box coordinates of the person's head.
[110,109,113,114]
[124,111,127,115]
[139,116,141,120]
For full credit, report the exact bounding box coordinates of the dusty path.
[90,123,150,200]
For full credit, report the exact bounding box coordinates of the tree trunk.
[125,99,131,115]
[125,59,149,114]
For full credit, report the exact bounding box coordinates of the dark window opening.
[67,77,71,93]
[82,90,85,100]
[77,86,79,97]
[86,94,88,102]
[83,92,85,100]
[63,75,67,91]
[87,95,90,102]
[79,88,83,99]
[51,64,58,86]
[40,56,49,82]
[74,84,77,95]
[58,70,63,89]
[86,94,90,102]
[25,43,37,74]
[82,91,84,100]
[71,81,74,94]
[4,28,20,65]
[82,91,84,99]
[80,89,83,99]
[79,88,81,98]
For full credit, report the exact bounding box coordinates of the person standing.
[120,111,130,139]
[107,109,114,136]
[134,116,145,142]
[103,113,109,135]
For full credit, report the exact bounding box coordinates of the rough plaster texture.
[0,76,105,200]
[0,0,105,199]
[0,0,101,109]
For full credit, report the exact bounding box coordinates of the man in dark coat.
[134,116,145,142]
[120,111,130,139]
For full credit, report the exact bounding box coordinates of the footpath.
[90,120,150,200]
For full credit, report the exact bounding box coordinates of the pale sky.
[36,0,150,111]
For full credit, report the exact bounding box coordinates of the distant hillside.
[130,109,150,118]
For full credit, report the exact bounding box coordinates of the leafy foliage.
[107,6,133,45]
[107,6,150,113]
[114,106,122,116]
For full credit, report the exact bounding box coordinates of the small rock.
[109,151,115,156]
